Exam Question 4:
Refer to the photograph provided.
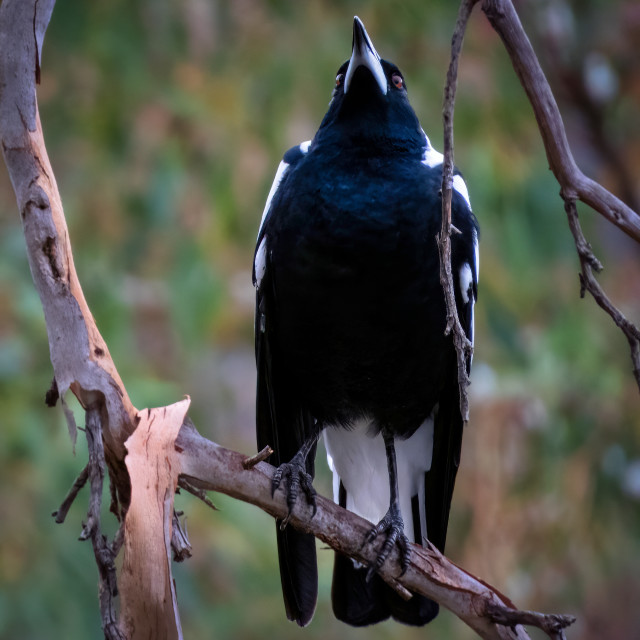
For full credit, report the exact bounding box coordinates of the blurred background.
[1,0,639,638]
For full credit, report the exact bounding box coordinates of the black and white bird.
[253,17,478,628]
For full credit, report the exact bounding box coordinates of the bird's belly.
[323,416,434,542]
[272,237,448,431]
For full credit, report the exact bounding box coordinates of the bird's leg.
[365,430,411,581]
[272,432,319,528]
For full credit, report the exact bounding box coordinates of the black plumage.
[254,17,478,627]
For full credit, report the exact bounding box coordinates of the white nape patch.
[258,161,289,237]
[452,174,472,209]
[254,235,268,288]
[324,417,434,544]
[459,262,473,304]
[300,139,311,153]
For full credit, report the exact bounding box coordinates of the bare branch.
[478,0,640,390]
[486,602,576,640]
[480,0,640,243]
[564,198,640,387]
[83,408,126,640]
[177,474,219,511]
[176,424,577,640]
[439,0,478,421]
[52,463,89,524]
[171,511,193,563]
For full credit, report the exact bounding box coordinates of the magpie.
[253,16,478,628]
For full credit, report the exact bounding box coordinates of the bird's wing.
[254,142,318,627]
[424,172,478,553]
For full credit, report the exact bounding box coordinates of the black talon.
[271,449,318,527]
[364,503,411,582]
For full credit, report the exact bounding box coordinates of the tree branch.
[563,198,640,387]
[82,407,126,640]
[479,0,640,390]
[480,0,640,243]
[176,424,574,640]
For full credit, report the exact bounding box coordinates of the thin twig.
[52,463,89,524]
[242,445,273,469]
[178,476,218,511]
[564,197,640,387]
[83,408,126,640]
[171,510,193,562]
[439,0,479,421]
[486,601,576,640]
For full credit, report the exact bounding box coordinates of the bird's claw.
[364,505,411,581]
[271,453,317,528]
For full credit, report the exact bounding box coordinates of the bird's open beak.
[344,17,387,96]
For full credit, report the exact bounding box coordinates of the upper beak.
[344,17,387,96]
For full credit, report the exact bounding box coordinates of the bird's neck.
[314,106,425,158]
[314,123,424,159]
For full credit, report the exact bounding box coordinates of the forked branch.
[478,0,640,388]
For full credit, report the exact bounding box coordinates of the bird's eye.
[335,73,344,87]
[391,73,404,89]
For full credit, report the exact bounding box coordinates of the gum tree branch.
[176,422,575,640]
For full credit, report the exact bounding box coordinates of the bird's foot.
[272,452,317,529]
[364,503,410,581]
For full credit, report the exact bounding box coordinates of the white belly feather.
[323,417,434,544]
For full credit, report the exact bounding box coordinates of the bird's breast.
[266,157,449,431]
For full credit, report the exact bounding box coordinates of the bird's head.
[314,17,424,154]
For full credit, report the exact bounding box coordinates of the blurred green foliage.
[0,1,639,638]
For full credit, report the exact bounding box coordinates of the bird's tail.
[331,552,439,626]
[276,526,318,626]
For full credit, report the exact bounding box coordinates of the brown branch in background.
[531,7,640,216]
[480,0,640,390]
[438,0,479,422]
[564,197,640,387]
[480,0,640,242]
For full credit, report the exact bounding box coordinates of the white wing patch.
[258,161,288,237]
[257,140,312,238]
[473,228,479,285]
[452,174,472,209]
[469,229,479,356]
[254,235,268,288]
[459,263,473,304]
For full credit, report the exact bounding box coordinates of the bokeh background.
[1,1,639,638]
